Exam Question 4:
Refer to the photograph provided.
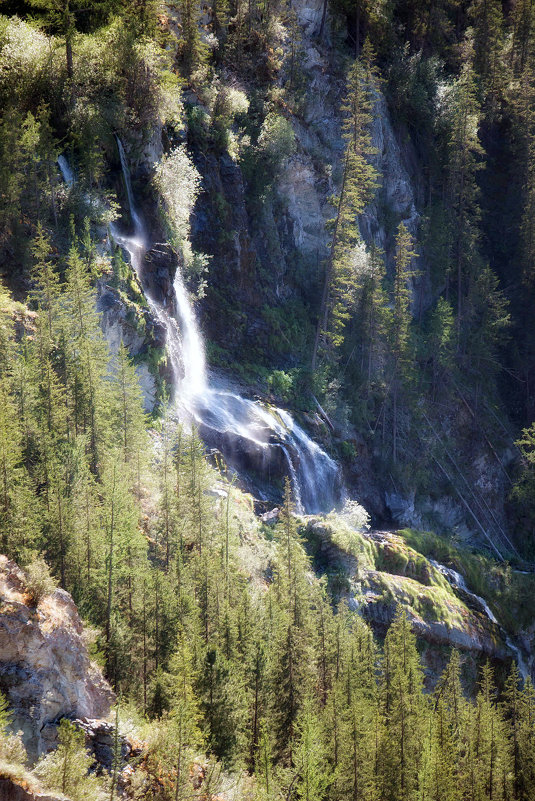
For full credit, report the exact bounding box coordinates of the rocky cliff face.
[0,557,114,760]
[279,0,423,275]
[105,0,513,544]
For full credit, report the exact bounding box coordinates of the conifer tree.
[379,607,427,801]
[358,242,390,395]
[102,453,147,674]
[517,48,535,288]
[517,676,535,799]
[62,245,110,471]
[504,663,523,800]
[177,0,208,77]
[31,224,61,349]
[0,379,39,559]
[293,696,329,801]
[112,342,148,495]
[35,719,104,801]
[512,0,534,75]
[268,481,314,759]
[311,41,380,370]
[390,222,417,463]
[446,38,483,342]
[157,402,179,571]
[469,0,505,106]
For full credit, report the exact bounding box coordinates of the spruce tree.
[390,222,417,463]
[311,41,380,370]
[446,37,483,343]
[379,607,428,801]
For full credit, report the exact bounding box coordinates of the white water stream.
[68,143,340,514]
[431,559,531,681]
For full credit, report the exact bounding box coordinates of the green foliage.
[399,528,535,632]
[2,3,535,799]
[257,112,296,171]
[176,0,209,78]
[312,42,380,370]
[0,693,11,738]
[35,719,105,801]
[153,145,201,256]
[267,369,294,400]
[24,557,57,605]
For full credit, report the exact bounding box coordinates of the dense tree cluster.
[4,0,535,554]
[0,253,533,798]
[1,292,535,799]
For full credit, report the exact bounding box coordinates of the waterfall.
[173,271,207,398]
[59,143,341,513]
[58,155,74,188]
[116,136,144,234]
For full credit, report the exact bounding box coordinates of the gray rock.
[0,557,114,761]
[261,508,280,525]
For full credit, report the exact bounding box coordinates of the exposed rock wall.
[0,557,114,760]
[279,2,424,278]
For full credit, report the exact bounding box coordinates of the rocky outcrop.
[73,718,140,772]
[98,272,169,412]
[0,556,114,760]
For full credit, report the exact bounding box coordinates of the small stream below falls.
[430,559,531,681]
[108,143,341,513]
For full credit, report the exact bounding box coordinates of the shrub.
[267,369,294,400]
[256,111,296,172]
[0,692,11,735]
[35,719,104,801]
[0,692,26,765]
[153,145,201,253]
[24,558,57,606]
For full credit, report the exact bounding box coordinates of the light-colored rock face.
[275,18,425,295]
[363,93,420,247]
[0,557,114,760]
[293,0,325,37]
[278,156,328,255]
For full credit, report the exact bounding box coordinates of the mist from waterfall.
[64,143,341,514]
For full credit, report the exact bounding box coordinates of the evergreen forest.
[2,0,535,798]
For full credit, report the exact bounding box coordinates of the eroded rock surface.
[0,556,114,759]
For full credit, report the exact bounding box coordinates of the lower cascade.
[107,146,341,514]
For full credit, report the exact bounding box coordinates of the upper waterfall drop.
[172,271,207,399]
[79,140,342,513]
[116,136,144,236]
[58,155,74,188]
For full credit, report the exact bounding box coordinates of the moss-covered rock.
[299,516,512,666]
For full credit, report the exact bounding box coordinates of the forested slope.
[3,0,535,798]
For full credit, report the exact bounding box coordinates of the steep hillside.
[3,0,535,798]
